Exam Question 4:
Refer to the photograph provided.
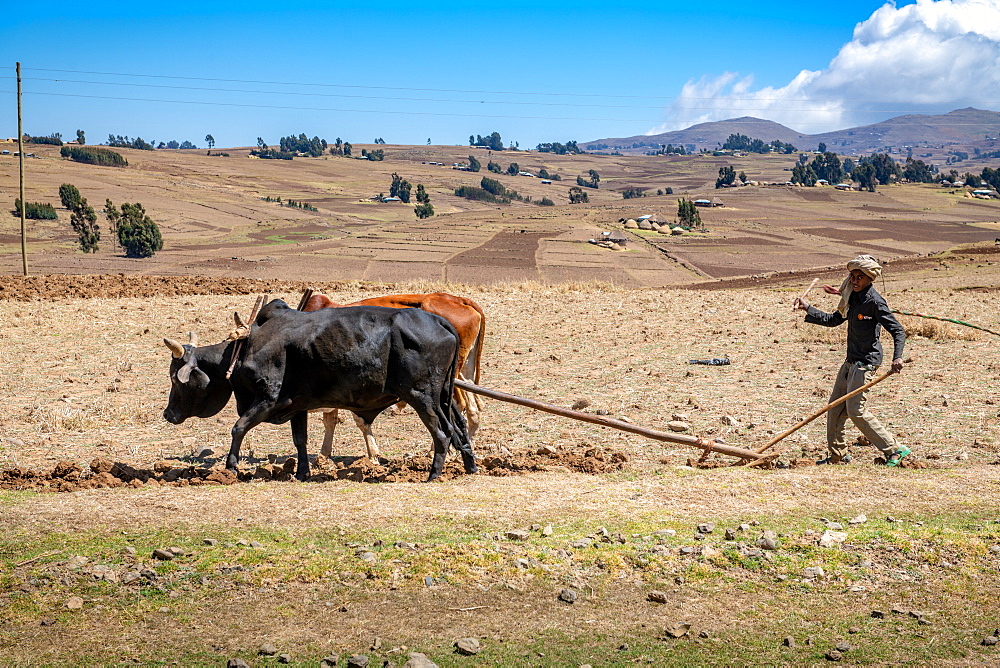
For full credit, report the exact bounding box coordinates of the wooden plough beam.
[454,380,774,465]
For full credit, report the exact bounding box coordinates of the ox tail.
[440,324,471,454]
[463,297,487,413]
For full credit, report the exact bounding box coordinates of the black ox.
[162,300,477,482]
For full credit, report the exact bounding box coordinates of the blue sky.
[2,0,997,149]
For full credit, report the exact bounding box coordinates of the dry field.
[1,258,999,665]
[3,144,1000,288]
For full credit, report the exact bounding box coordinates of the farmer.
[794,255,910,466]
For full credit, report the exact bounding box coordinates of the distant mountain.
[584,108,1000,156]
[583,117,808,154]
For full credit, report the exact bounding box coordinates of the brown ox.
[302,292,485,459]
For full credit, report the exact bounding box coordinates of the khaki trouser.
[827,361,899,459]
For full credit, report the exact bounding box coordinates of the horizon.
[3,1,1000,149]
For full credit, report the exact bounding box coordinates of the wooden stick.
[755,371,894,454]
[15,549,64,568]
[794,278,819,309]
[296,287,314,311]
[455,380,767,462]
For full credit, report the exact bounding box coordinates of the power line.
[9,66,1000,112]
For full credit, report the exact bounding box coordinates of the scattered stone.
[506,529,529,541]
[347,654,369,667]
[803,566,825,579]
[227,660,249,668]
[402,652,438,668]
[647,591,668,604]
[249,541,264,549]
[664,622,692,638]
[849,514,867,525]
[65,596,84,610]
[835,640,851,652]
[569,538,593,549]
[758,536,780,551]
[424,576,434,587]
[825,521,844,531]
[907,610,924,620]
[542,525,553,537]
[121,546,137,556]
[259,643,277,656]
[278,654,292,664]
[826,650,843,661]
[667,421,691,433]
[721,415,741,427]
[891,607,908,615]
[571,399,591,410]
[983,636,999,646]
[152,549,174,561]
[320,655,339,668]
[167,546,185,556]
[536,445,558,456]
[848,627,860,634]
[725,528,736,540]
[558,588,577,604]
[454,637,481,655]
[783,636,795,647]
[693,533,705,541]
[871,610,886,619]
[739,523,751,532]
[203,538,218,546]
[654,529,677,537]
[66,555,89,569]
[819,531,848,548]
[697,523,715,534]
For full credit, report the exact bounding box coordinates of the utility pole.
[16,62,27,275]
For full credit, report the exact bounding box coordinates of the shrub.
[59,184,83,210]
[60,146,128,167]
[414,203,434,219]
[454,185,509,204]
[27,133,63,146]
[13,199,58,219]
[539,197,555,206]
[70,198,100,253]
[106,201,163,258]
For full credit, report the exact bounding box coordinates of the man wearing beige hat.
[794,255,910,466]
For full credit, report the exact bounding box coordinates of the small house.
[693,199,712,207]
[835,183,852,190]
[382,196,401,203]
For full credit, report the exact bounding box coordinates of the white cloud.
[651,0,1000,134]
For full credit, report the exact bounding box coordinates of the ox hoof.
[425,472,442,483]
[465,463,478,475]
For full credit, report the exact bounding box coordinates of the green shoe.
[885,447,912,467]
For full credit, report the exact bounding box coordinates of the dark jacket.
[805,284,906,367]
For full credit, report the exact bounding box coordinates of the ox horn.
[233,311,246,328]
[163,338,186,359]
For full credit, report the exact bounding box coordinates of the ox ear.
[176,360,198,384]
[233,312,246,328]
[163,338,185,359]
[187,331,198,347]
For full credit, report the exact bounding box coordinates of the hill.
[584,117,808,154]
[2,142,1000,287]
[585,108,1000,159]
